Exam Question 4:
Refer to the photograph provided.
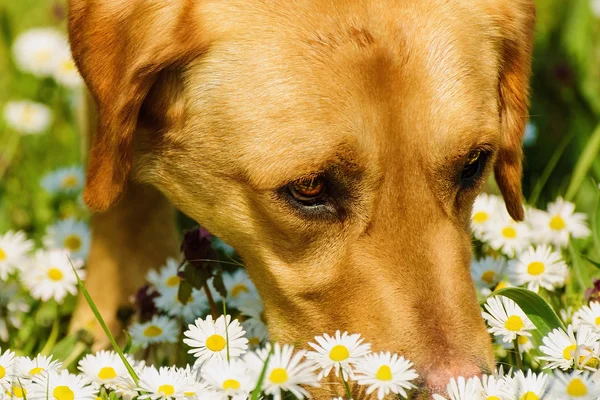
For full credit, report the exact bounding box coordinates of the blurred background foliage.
[0,0,599,237]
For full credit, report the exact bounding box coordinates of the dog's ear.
[491,0,536,221]
[69,0,206,212]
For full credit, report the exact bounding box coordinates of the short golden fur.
[68,0,535,397]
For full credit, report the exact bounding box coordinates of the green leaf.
[566,123,600,201]
[123,330,133,354]
[177,280,193,305]
[0,7,12,48]
[182,263,212,290]
[492,287,565,344]
[583,255,600,270]
[50,334,79,361]
[212,272,228,299]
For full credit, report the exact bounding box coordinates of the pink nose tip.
[423,363,483,393]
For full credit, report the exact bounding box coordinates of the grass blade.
[565,123,600,201]
[251,344,274,400]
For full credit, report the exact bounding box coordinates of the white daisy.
[471,193,502,240]
[137,366,196,400]
[306,331,372,379]
[573,302,600,333]
[41,166,85,195]
[481,373,512,400]
[146,258,182,292]
[221,269,258,307]
[354,351,418,399]
[0,349,16,388]
[503,370,548,400]
[3,101,52,135]
[78,350,134,388]
[12,28,67,77]
[175,365,211,399]
[508,245,568,292]
[548,371,600,400]
[129,315,179,349]
[238,296,269,347]
[14,354,62,381]
[530,197,591,248]
[153,287,208,323]
[0,230,33,280]
[183,315,248,365]
[482,213,531,257]
[431,376,482,400]
[481,296,535,343]
[28,369,97,400]
[22,249,85,303]
[52,46,83,88]
[245,343,319,400]
[43,218,90,262]
[200,358,253,399]
[539,325,600,370]
[471,256,506,291]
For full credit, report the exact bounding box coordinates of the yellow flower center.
[20,104,34,124]
[481,270,496,285]
[527,261,545,276]
[222,379,240,391]
[0,365,4,379]
[487,397,501,400]
[184,392,194,397]
[12,387,26,398]
[549,215,566,231]
[563,344,577,360]
[581,356,599,368]
[61,60,77,73]
[230,283,249,298]
[98,366,117,380]
[375,365,393,381]
[158,385,175,396]
[269,368,289,384]
[249,337,261,346]
[595,316,600,326]
[30,367,44,375]
[473,211,489,224]
[566,378,587,396]
[504,315,524,331]
[206,334,226,352]
[166,276,180,287]
[517,336,529,345]
[53,386,74,400]
[520,393,539,400]
[143,325,163,337]
[0,248,6,261]
[494,281,508,291]
[329,345,350,362]
[64,235,82,251]
[61,176,78,188]
[48,268,64,281]
[502,226,517,239]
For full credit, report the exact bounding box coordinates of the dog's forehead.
[192,0,502,187]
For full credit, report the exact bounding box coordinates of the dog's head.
[70,0,534,396]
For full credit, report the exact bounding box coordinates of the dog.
[67,0,535,397]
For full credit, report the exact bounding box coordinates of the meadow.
[1,0,600,399]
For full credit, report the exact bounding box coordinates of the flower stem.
[340,368,353,400]
[203,281,219,319]
[223,301,231,363]
[513,338,523,370]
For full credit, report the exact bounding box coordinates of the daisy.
[14,354,62,381]
[0,230,33,280]
[482,214,531,257]
[22,249,85,303]
[28,369,97,400]
[306,331,372,379]
[52,46,83,88]
[200,358,253,399]
[431,376,482,400]
[481,373,512,400]
[481,296,535,343]
[12,28,67,77]
[129,315,179,349]
[245,343,319,400]
[530,197,590,248]
[508,245,568,292]
[573,302,600,333]
[221,269,258,307]
[3,101,52,135]
[471,256,506,291]
[147,259,182,291]
[137,366,196,400]
[78,350,134,388]
[43,218,91,262]
[0,349,16,388]
[548,371,600,400]
[176,365,211,399]
[153,287,208,323]
[354,351,418,399]
[238,296,269,347]
[539,325,600,370]
[471,193,502,240]
[503,370,548,400]
[41,166,85,195]
[183,315,248,365]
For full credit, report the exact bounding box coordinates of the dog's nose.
[421,363,484,395]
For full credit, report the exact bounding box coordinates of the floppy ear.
[491,1,536,221]
[69,0,207,212]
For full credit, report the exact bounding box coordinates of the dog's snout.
[419,362,486,396]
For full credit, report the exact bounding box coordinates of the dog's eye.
[461,149,488,183]
[288,176,326,204]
